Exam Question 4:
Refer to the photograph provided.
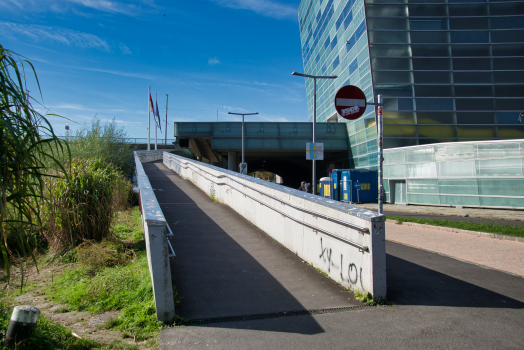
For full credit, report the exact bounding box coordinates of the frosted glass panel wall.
[383,139,524,208]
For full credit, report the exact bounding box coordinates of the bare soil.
[3,261,157,349]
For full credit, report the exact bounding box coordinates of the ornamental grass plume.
[0,44,70,280]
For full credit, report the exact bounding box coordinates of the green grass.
[389,215,524,238]
[0,208,161,349]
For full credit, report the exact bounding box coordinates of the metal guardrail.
[164,153,370,252]
[59,136,177,145]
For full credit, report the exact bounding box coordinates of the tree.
[0,44,69,280]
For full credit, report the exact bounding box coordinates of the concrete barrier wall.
[134,152,175,321]
[163,152,387,298]
[135,150,165,163]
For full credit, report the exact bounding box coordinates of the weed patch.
[389,215,524,238]
[46,207,179,340]
[353,290,392,306]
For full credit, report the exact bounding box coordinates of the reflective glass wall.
[298,0,378,168]
[366,0,524,150]
[299,0,524,171]
[383,139,524,208]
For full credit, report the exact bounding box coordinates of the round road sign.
[334,85,367,120]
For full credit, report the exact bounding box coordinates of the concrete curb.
[386,219,524,243]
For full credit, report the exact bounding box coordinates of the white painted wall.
[163,152,386,298]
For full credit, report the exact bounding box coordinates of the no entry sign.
[334,85,367,120]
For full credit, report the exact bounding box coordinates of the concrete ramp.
[143,160,361,325]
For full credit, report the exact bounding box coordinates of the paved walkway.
[142,161,524,349]
[356,202,524,225]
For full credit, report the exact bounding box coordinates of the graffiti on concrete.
[319,237,363,287]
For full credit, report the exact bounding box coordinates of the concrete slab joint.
[162,152,387,298]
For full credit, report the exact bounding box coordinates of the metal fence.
[59,136,177,145]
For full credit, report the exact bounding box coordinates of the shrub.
[67,118,133,176]
[44,158,127,252]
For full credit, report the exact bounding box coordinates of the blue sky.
[0,0,307,139]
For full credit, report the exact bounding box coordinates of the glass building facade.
[297,0,524,170]
[383,139,524,208]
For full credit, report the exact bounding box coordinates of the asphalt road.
[160,241,524,349]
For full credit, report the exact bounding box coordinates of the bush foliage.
[67,118,133,176]
[44,158,130,252]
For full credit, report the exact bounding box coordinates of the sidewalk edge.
[386,219,524,244]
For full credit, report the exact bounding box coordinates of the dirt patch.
[5,262,157,349]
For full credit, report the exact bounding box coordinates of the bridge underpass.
[174,121,350,189]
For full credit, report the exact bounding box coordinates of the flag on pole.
[155,98,162,131]
[149,93,155,117]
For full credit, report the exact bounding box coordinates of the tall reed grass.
[44,158,130,252]
[0,45,69,279]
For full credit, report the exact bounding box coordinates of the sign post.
[334,85,384,214]
[306,142,324,160]
[377,94,384,215]
[240,162,248,175]
[334,85,367,121]
[291,72,337,196]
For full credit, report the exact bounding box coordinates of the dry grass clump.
[44,158,131,252]
[75,239,134,275]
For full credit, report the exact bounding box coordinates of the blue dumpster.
[340,169,378,203]
[330,170,343,201]
[319,177,333,199]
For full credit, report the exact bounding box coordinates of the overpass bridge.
[174,122,351,189]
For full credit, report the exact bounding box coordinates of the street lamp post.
[228,112,259,172]
[292,72,337,195]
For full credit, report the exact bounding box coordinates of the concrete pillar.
[228,152,238,172]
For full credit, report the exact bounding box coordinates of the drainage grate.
[179,305,387,326]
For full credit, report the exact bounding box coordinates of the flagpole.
[155,91,158,150]
[148,85,151,150]
[165,94,168,146]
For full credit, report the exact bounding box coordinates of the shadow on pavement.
[143,161,330,335]
[386,242,524,309]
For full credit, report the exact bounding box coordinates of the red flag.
[149,93,155,115]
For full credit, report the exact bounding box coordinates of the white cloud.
[211,0,297,19]
[208,57,220,65]
[68,0,143,15]
[119,43,132,54]
[0,0,149,16]
[0,22,110,50]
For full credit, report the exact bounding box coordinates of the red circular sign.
[334,85,367,120]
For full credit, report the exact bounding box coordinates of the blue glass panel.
[410,18,448,30]
[496,111,521,124]
[450,31,490,44]
[349,58,358,74]
[490,16,524,29]
[355,20,367,39]
[330,36,338,50]
[324,37,330,50]
[336,0,355,30]
[332,56,340,71]
[344,12,354,30]
[416,98,454,111]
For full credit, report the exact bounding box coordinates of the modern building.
[297,0,524,171]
